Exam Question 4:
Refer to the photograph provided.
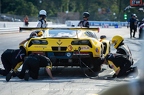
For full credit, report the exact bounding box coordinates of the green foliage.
[1,0,38,16]
[1,0,140,21]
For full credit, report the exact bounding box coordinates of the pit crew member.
[0,46,26,77]
[111,35,134,65]
[103,53,138,78]
[37,10,47,28]
[10,53,55,81]
[19,30,43,46]
[127,14,137,38]
[78,12,90,28]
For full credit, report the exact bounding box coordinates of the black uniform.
[0,47,26,76]
[17,53,52,80]
[105,53,135,78]
[78,20,89,28]
[116,42,134,65]
[129,17,137,38]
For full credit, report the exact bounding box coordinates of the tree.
[2,0,38,16]
[0,0,140,21]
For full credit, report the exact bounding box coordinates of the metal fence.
[1,12,143,24]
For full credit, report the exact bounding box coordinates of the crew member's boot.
[6,70,14,82]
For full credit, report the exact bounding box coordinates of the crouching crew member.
[29,30,43,38]
[103,53,138,78]
[0,46,26,77]
[7,53,55,81]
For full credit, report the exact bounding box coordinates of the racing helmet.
[37,30,43,37]
[131,13,136,17]
[83,12,90,18]
[111,35,124,49]
[39,10,47,16]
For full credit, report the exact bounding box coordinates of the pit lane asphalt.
[0,27,141,95]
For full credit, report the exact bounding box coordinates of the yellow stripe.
[46,66,52,69]
[108,60,120,72]
[14,62,23,72]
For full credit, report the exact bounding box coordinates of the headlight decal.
[80,46,90,50]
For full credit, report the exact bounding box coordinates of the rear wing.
[19,27,100,33]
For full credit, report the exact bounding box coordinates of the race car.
[19,27,110,72]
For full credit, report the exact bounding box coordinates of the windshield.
[48,29,78,37]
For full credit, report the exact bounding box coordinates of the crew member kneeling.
[103,53,138,78]
[7,53,55,81]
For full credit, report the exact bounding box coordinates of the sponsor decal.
[34,46,47,48]
[95,48,99,52]
[66,53,71,57]
[67,45,73,51]
[73,52,89,55]
[80,46,90,50]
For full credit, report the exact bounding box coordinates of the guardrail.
[0,22,67,33]
[0,22,53,28]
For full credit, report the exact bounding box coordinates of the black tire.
[80,58,102,72]
[81,58,92,68]
[92,58,103,72]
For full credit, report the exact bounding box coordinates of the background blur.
[0,0,143,23]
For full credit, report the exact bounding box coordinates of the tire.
[80,58,103,72]
[92,58,103,72]
[81,58,92,68]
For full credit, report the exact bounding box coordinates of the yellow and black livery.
[19,27,110,72]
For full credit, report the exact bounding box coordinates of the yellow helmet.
[111,35,124,49]
[36,30,43,37]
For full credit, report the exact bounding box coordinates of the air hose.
[75,47,99,79]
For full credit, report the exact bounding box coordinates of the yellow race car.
[20,27,110,72]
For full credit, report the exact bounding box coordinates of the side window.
[85,31,98,39]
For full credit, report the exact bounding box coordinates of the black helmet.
[83,12,90,18]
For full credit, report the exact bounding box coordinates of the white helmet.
[39,10,46,16]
